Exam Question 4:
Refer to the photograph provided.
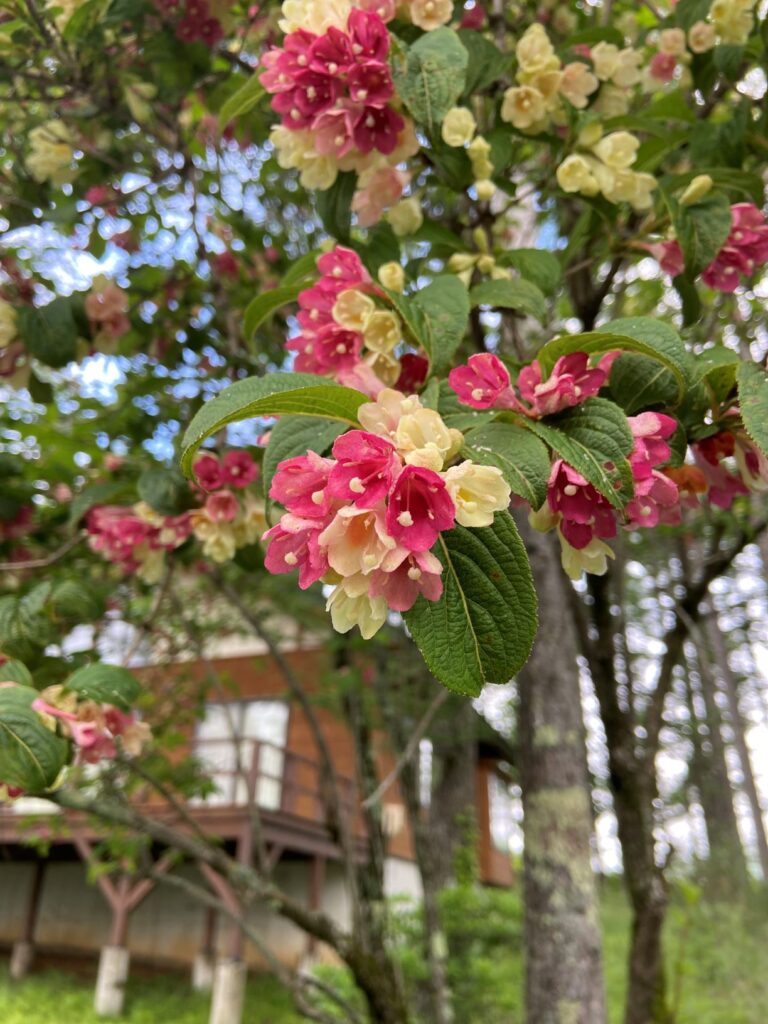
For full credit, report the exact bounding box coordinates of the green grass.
[1,883,767,1023]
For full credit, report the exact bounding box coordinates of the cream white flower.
[558,532,615,580]
[501,86,548,131]
[396,409,463,471]
[658,28,687,56]
[332,289,376,332]
[593,84,632,117]
[710,0,756,44]
[556,155,600,196]
[320,506,398,577]
[0,300,17,349]
[441,107,477,148]
[409,0,453,31]
[591,131,639,170]
[474,179,496,201]
[612,47,643,88]
[559,62,599,109]
[137,547,167,584]
[388,197,423,237]
[326,580,389,639]
[364,350,401,386]
[378,262,405,293]
[279,0,352,33]
[26,120,76,185]
[443,462,511,528]
[363,310,401,355]
[516,23,559,77]
[688,20,717,53]
[358,388,423,441]
[270,126,338,191]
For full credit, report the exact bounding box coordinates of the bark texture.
[516,518,606,1024]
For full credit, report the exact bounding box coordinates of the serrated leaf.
[218,75,265,128]
[413,275,470,376]
[263,416,347,498]
[65,663,140,711]
[243,283,302,340]
[16,298,79,369]
[666,191,732,278]
[737,362,768,458]
[458,29,509,95]
[180,373,366,476]
[0,685,69,793]
[50,580,105,623]
[523,397,634,508]
[316,171,356,243]
[392,27,468,132]
[404,511,537,695]
[608,353,680,415]
[497,249,562,295]
[0,660,33,687]
[538,318,689,403]
[693,346,740,402]
[462,422,550,508]
[137,466,191,516]
[0,596,54,662]
[470,278,547,323]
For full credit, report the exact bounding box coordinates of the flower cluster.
[501,24,599,134]
[557,126,656,212]
[263,388,511,638]
[709,0,758,45]
[84,278,130,343]
[261,7,416,194]
[689,428,768,508]
[287,246,423,396]
[655,203,768,292]
[32,685,150,764]
[87,503,192,583]
[191,450,265,562]
[531,413,680,579]
[448,350,615,418]
[155,0,224,48]
[25,120,76,185]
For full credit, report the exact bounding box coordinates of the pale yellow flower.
[658,28,687,56]
[326,582,388,639]
[441,107,477,148]
[556,155,600,196]
[363,310,402,355]
[688,20,717,52]
[26,120,76,185]
[396,409,463,471]
[0,300,17,349]
[443,462,511,528]
[710,0,756,44]
[558,532,615,580]
[333,289,376,332]
[409,0,453,30]
[591,131,639,170]
[358,388,423,441]
[559,62,599,109]
[388,197,423,237]
[279,0,352,33]
[501,86,548,131]
[378,262,405,293]
[516,23,559,78]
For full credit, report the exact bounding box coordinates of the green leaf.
[243,283,302,341]
[0,685,69,793]
[65,663,141,712]
[263,416,347,498]
[666,191,732,278]
[470,278,547,323]
[404,511,537,696]
[280,250,322,287]
[218,75,265,128]
[0,596,54,662]
[497,249,562,295]
[49,580,105,623]
[693,346,740,402]
[392,27,468,132]
[68,480,134,527]
[413,275,470,376]
[538,317,689,403]
[0,660,33,687]
[137,466,191,516]
[675,0,712,29]
[316,171,357,243]
[458,29,509,96]
[523,397,634,508]
[462,422,551,508]
[17,298,79,369]
[180,373,366,477]
[608,353,681,415]
[736,362,768,458]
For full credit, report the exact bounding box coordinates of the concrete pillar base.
[192,952,215,992]
[94,945,130,1017]
[9,940,34,980]
[209,959,247,1024]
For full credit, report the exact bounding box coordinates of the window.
[193,700,289,810]
[488,772,520,853]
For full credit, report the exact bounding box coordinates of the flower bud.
[378,262,405,293]
[388,197,423,237]
[441,106,476,147]
[679,174,713,207]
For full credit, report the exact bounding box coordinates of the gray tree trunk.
[516,517,606,1024]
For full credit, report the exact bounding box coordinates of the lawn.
[1,883,767,1023]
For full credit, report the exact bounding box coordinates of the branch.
[0,533,84,572]
[362,688,448,809]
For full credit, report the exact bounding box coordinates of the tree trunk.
[709,612,768,881]
[583,572,670,1024]
[516,517,606,1024]
[685,648,750,898]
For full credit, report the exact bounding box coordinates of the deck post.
[209,959,247,1024]
[9,859,45,980]
[192,906,217,992]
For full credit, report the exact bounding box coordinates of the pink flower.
[348,61,394,106]
[692,432,749,508]
[205,490,239,523]
[269,451,335,518]
[547,460,617,549]
[316,246,370,288]
[517,352,609,417]
[194,453,225,491]
[348,8,391,61]
[625,470,680,528]
[368,548,443,611]
[287,322,364,373]
[395,354,429,394]
[701,246,753,292]
[650,51,677,82]
[327,430,401,508]
[336,360,387,397]
[319,504,400,576]
[222,449,259,488]
[351,166,408,227]
[628,412,677,474]
[734,432,768,491]
[352,105,405,155]
[309,28,354,75]
[262,514,329,588]
[386,465,456,552]
[85,284,130,339]
[448,353,518,410]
